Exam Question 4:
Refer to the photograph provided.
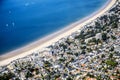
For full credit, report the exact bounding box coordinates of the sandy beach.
[0,0,116,66]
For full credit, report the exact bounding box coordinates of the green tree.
[81,50,86,54]
[110,46,114,51]
[112,22,118,28]
[101,54,105,58]
[106,60,118,67]
[109,53,113,58]
[102,33,108,41]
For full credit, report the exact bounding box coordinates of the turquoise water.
[0,0,108,54]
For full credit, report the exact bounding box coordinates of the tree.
[25,71,34,78]
[59,58,66,62]
[87,48,92,52]
[66,76,73,80]
[81,50,86,54]
[96,75,102,80]
[101,54,105,58]
[112,22,118,28]
[0,72,15,80]
[110,46,114,51]
[80,46,86,49]
[86,73,95,78]
[109,53,113,58]
[111,35,116,40]
[59,43,67,50]
[54,74,60,79]
[67,52,73,55]
[44,61,52,67]
[102,33,108,41]
[106,60,118,68]
[74,53,79,56]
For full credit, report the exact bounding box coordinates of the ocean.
[0,0,108,54]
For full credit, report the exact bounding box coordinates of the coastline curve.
[0,0,116,66]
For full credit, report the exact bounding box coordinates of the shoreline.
[0,0,116,66]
